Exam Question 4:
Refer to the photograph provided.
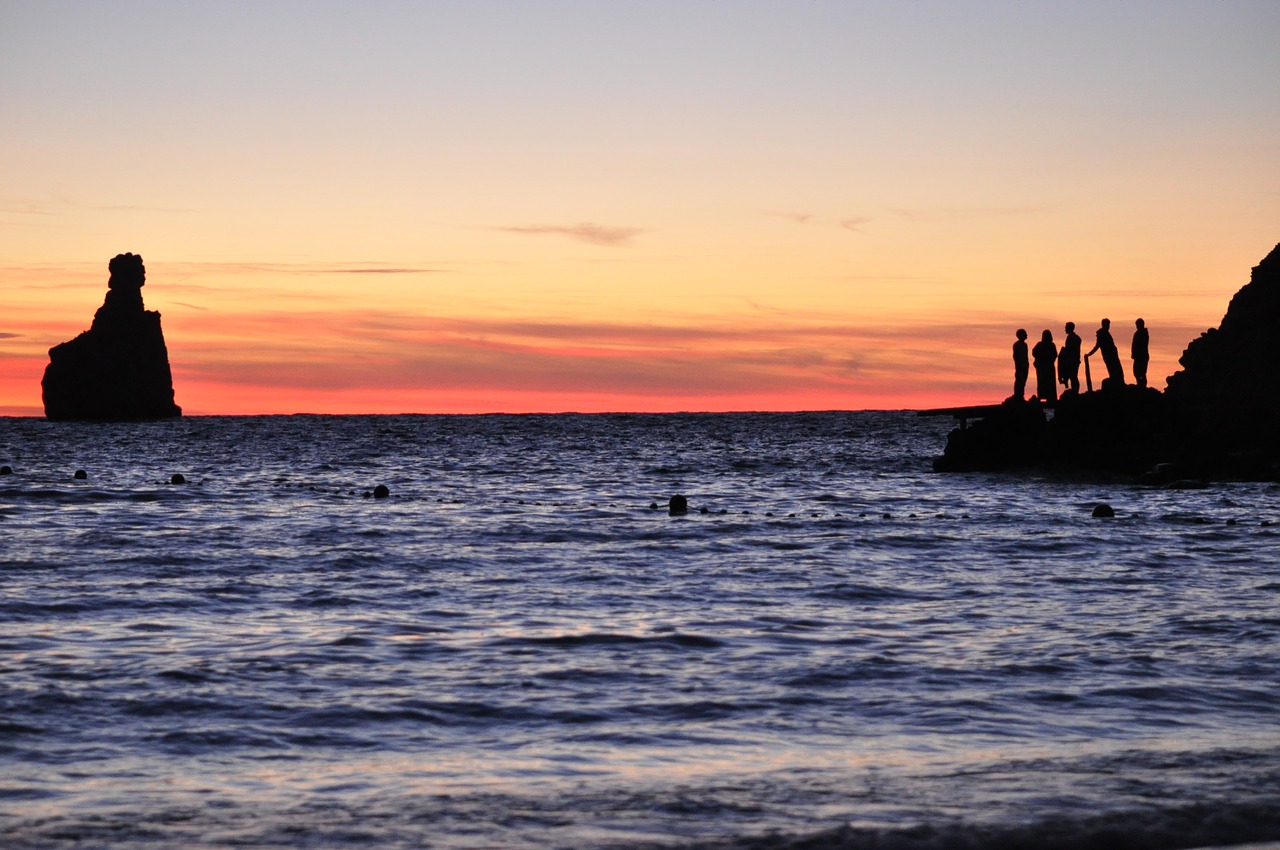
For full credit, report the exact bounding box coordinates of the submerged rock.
[42,253,181,421]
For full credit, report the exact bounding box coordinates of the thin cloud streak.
[94,204,195,214]
[840,217,873,232]
[158,261,449,276]
[0,195,194,215]
[496,223,646,247]
[0,261,451,289]
[1041,288,1231,299]
[765,212,874,232]
[888,205,1052,223]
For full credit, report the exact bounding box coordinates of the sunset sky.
[3,1,1277,415]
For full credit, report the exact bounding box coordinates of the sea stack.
[42,253,181,421]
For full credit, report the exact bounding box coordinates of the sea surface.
[2,411,1279,850]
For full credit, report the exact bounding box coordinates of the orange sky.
[3,3,1278,415]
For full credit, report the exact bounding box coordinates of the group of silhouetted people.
[1012,318,1149,403]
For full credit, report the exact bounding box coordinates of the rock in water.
[42,253,181,421]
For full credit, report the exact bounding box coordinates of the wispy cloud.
[0,260,450,285]
[839,274,944,283]
[331,268,433,274]
[93,204,195,213]
[0,196,194,216]
[888,205,1051,222]
[769,212,813,224]
[0,332,20,339]
[159,261,448,276]
[766,212,874,233]
[1041,288,1225,299]
[496,223,646,247]
[0,203,60,217]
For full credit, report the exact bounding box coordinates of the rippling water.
[2,412,1279,849]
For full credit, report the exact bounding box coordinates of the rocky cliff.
[1167,243,1280,401]
[934,243,1280,480]
[42,253,181,421]
[1161,242,1280,477]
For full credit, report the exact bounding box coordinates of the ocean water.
[2,411,1279,850]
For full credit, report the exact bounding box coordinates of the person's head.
[1041,330,1053,342]
[1016,328,1027,340]
[1101,318,1111,329]
[1136,318,1145,328]
[1065,321,1075,333]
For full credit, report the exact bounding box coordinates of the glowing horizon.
[3,3,1277,416]
[0,253,1251,416]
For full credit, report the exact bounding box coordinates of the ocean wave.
[4,412,1280,848]
[691,803,1280,850]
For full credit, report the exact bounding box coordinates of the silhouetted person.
[1058,321,1082,394]
[1132,318,1149,388]
[1032,330,1058,403]
[1011,329,1029,401]
[1086,318,1125,389]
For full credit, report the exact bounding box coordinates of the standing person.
[1086,318,1125,388]
[1032,330,1058,403]
[1012,329,1029,401]
[1132,318,1150,388]
[1058,321,1082,395]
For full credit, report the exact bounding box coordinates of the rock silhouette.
[933,242,1280,480]
[1166,244,1280,404]
[42,253,181,421]
[1162,241,1280,478]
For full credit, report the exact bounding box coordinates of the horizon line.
[0,406,918,419]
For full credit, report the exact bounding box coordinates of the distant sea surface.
[2,412,1279,850]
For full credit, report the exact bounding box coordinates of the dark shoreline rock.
[932,387,1167,476]
[934,243,1280,482]
[42,253,181,422]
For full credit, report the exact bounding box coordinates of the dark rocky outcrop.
[1167,243,1280,404]
[42,253,181,421]
[1161,242,1280,479]
[931,398,1051,472]
[932,386,1167,476]
[934,243,1280,481]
